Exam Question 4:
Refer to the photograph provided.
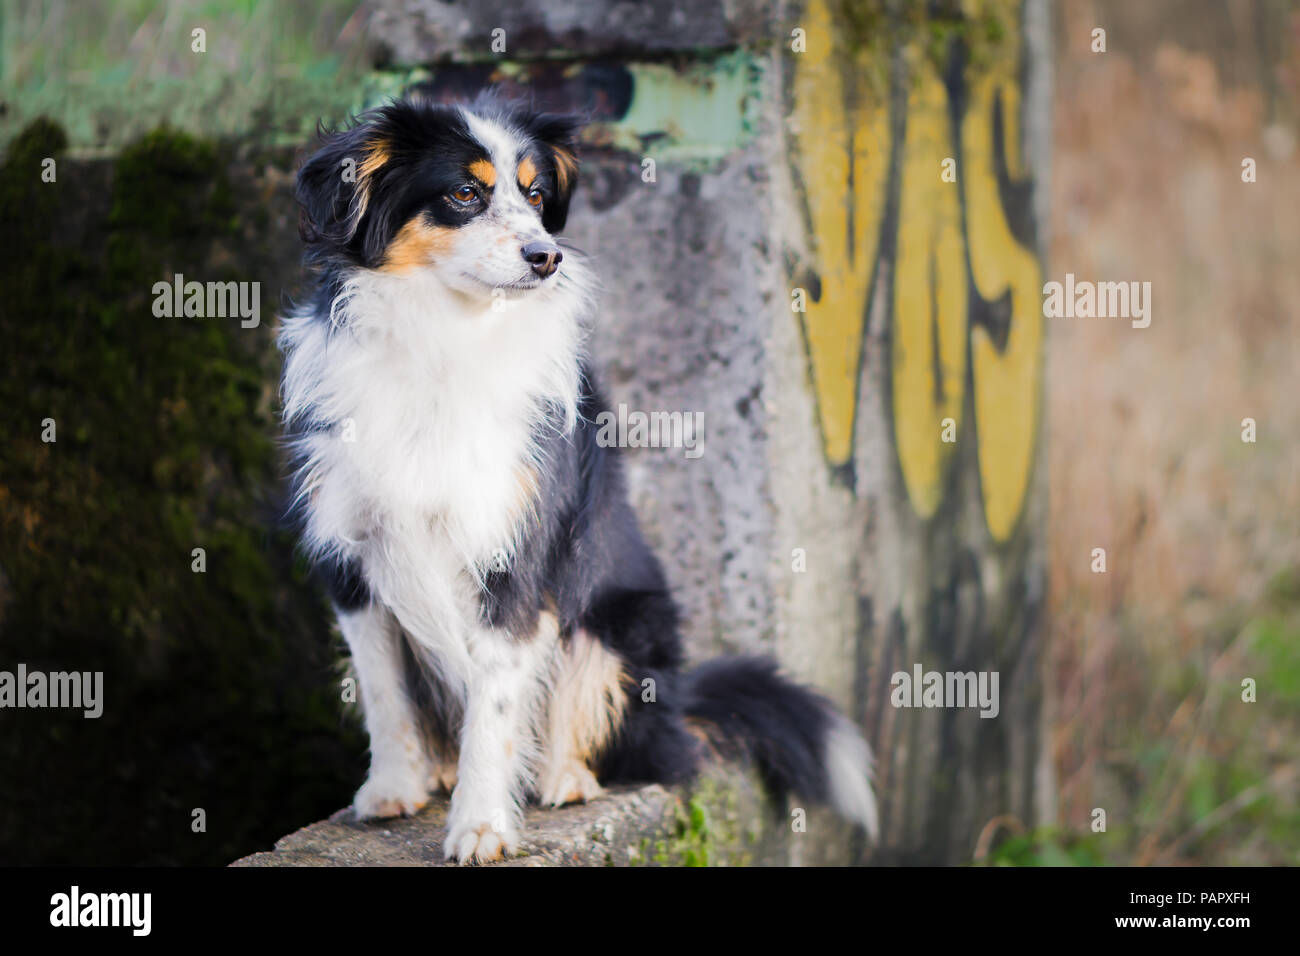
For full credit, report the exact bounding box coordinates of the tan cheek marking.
[379,219,455,273]
[551,147,577,191]
[517,156,538,190]
[469,158,497,187]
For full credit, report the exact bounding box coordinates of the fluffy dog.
[279,94,877,863]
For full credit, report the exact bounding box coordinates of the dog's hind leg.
[425,745,460,795]
[536,628,626,807]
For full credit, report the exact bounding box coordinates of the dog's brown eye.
[451,185,477,203]
[526,188,543,208]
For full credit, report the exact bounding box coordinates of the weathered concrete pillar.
[362,0,1052,864]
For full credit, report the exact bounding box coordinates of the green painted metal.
[361,51,764,163]
[607,51,763,161]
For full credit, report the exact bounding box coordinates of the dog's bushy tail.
[682,656,878,839]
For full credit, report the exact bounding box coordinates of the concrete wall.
[358,0,1053,863]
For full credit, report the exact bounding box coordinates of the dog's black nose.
[521,240,563,279]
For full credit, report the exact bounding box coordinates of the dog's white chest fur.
[280,269,587,605]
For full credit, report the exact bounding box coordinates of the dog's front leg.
[444,614,558,864]
[338,601,431,819]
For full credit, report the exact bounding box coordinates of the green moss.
[647,776,753,867]
[0,118,364,865]
[110,128,230,234]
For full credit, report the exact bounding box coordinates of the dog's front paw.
[444,808,518,864]
[353,769,430,820]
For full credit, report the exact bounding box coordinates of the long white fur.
[824,714,881,840]
[279,110,594,862]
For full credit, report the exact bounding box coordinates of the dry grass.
[1047,2,1300,864]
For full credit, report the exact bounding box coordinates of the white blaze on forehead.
[461,110,534,214]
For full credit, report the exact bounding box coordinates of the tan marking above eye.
[552,146,577,190]
[468,158,496,187]
[517,155,538,189]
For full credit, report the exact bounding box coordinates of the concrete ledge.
[232,785,676,867]
[231,768,858,866]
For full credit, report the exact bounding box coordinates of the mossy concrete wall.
[2,0,1052,866]
[0,121,367,864]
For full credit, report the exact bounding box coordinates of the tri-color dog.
[279,94,877,863]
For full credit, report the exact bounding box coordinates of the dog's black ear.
[523,113,583,234]
[295,122,386,254]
